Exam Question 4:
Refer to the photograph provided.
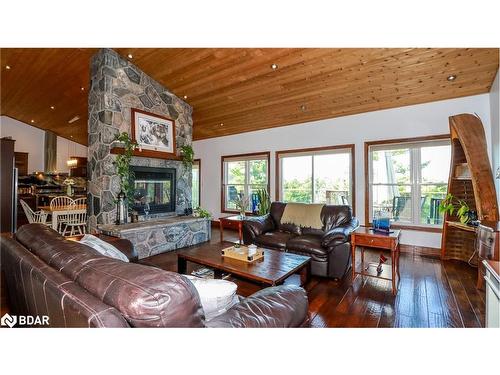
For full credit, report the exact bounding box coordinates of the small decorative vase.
[239,211,246,219]
[66,185,72,196]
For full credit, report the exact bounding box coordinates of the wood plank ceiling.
[1,48,499,145]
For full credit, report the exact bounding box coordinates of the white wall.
[193,94,492,248]
[490,70,500,203]
[56,135,88,173]
[0,115,87,174]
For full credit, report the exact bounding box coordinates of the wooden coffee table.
[177,241,311,287]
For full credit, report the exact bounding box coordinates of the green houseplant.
[113,132,138,203]
[256,188,271,215]
[180,144,194,168]
[439,193,475,225]
[193,207,212,219]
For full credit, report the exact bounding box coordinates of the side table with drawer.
[351,227,401,295]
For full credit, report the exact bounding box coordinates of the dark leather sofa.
[243,202,359,279]
[0,224,309,328]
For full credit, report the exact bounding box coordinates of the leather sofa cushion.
[285,234,328,259]
[322,205,352,231]
[15,224,205,328]
[254,231,296,250]
[270,202,301,234]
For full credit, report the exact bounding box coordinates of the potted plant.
[193,207,212,219]
[439,193,477,225]
[256,188,271,215]
[180,144,194,168]
[232,193,249,218]
[113,132,138,223]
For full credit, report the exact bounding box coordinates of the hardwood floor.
[1,227,484,327]
[142,228,485,328]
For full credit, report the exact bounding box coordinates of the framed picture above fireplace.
[131,108,176,158]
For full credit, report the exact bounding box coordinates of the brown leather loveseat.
[0,224,309,328]
[243,202,359,279]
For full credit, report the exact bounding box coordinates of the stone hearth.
[98,216,211,259]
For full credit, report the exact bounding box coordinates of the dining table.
[39,205,87,232]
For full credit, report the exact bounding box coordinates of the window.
[367,136,451,228]
[277,145,354,207]
[191,159,200,209]
[221,152,270,212]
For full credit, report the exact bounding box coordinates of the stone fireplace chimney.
[86,49,193,231]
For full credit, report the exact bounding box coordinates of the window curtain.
[44,131,57,173]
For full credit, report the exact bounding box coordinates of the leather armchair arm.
[321,217,359,248]
[242,214,274,244]
[205,285,309,328]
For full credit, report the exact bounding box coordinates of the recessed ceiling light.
[127,54,133,59]
[50,106,55,110]
[220,123,224,127]
[271,63,278,70]
[5,65,11,70]
[300,104,307,112]
[183,95,188,99]
[70,136,73,138]
[80,86,85,91]
[447,74,457,81]
[31,119,35,123]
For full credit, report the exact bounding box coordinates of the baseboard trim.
[400,244,441,258]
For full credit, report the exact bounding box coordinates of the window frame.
[220,151,271,214]
[191,159,201,209]
[364,134,450,233]
[275,144,356,214]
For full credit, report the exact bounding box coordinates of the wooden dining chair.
[50,196,74,233]
[61,210,88,236]
[20,199,49,225]
[71,197,87,209]
[50,196,74,209]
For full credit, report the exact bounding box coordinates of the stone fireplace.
[87,48,193,230]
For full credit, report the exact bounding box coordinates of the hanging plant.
[180,144,194,168]
[113,132,138,202]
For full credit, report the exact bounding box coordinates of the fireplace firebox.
[130,166,176,215]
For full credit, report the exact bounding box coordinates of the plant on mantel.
[180,144,194,168]
[113,132,138,202]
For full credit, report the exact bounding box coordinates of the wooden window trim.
[275,144,356,216]
[193,159,201,208]
[221,151,271,215]
[364,134,450,231]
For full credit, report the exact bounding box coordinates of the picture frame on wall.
[131,108,176,158]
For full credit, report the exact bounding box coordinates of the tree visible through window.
[368,138,451,227]
[191,160,200,209]
[222,153,269,212]
[278,147,354,206]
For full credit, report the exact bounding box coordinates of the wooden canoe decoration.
[441,113,499,263]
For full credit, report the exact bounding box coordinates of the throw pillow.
[184,275,239,321]
[79,234,129,263]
